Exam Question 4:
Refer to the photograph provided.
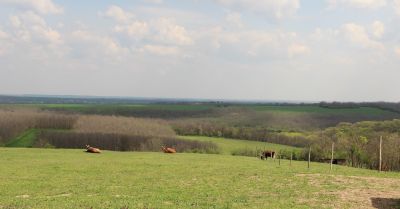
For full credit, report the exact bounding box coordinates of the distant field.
[35,104,215,111]
[1,148,399,209]
[12,103,396,114]
[249,105,392,115]
[179,136,301,155]
[5,129,38,147]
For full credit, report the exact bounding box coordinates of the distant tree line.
[45,106,217,119]
[319,102,400,113]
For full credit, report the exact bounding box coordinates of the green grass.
[20,103,216,111]
[5,129,39,147]
[179,135,301,155]
[15,103,393,114]
[0,148,399,209]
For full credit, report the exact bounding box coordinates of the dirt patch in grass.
[297,174,400,209]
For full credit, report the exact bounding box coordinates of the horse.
[85,145,101,154]
[161,146,176,154]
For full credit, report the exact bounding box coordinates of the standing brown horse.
[86,145,101,153]
[161,146,176,154]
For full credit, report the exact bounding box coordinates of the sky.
[0,0,399,102]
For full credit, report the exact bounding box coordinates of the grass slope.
[1,148,399,209]
[5,129,38,147]
[179,135,300,155]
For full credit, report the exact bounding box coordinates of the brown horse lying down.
[86,145,101,153]
[161,146,176,153]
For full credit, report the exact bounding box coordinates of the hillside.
[179,135,301,155]
[9,103,400,129]
[1,148,399,209]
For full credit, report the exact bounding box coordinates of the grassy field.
[5,129,39,147]
[31,104,215,111]
[249,105,391,115]
[179,136,301,155]
[6,103,396,115]
[1,148,399,209]
[26,104,393,115]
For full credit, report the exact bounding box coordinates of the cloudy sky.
[0,0,399,102]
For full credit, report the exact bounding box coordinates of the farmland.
[1,99,400,208]
[1,148,399,209]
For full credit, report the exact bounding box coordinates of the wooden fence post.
[330,142,334,172]
[379,136,382,172]
[290,151,293,166]
[278,151,281,166]
[308,147,311,169]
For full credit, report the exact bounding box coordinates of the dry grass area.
[73,115,176,137]
[297,173,400,209]
[0,108,77,144]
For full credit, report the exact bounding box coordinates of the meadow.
[0,148,399,209]
[179,135,301,155]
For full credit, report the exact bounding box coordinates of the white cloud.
[214,0,300,19]
[394,0,400,15]
[9,11,62,45]
[288,43,310,57]
[0,29,8,39]
[1,0,63,14]
[0,11,66,62]
[114,21,149,39]
[71,30,127,56]
[200,26,307,59]
[143,0,163,4]
[328,0,387,9]
[371,21,385,38]
[104,7,193,46]
[225,12,244,28]
[151,18,193,46]
[342,23,384,49]
[395,47,400,57]
[311,27,340,42]
[0,29,10,56]
[103,5,134,23]
[140,44,179,55]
